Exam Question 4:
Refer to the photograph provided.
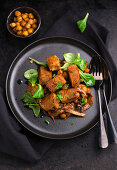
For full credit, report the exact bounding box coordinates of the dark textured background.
[0,0,117,169]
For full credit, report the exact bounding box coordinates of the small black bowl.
[7,7,41,38]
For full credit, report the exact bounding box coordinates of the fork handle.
[98,88,108,148]
[103,89,117,144]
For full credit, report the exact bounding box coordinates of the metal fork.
[90,57,108,148]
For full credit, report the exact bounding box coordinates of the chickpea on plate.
[9,10,38,37]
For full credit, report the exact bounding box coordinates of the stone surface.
[0,0,117,169]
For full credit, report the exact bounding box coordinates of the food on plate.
[22,53,95,123]
[9,10,38,37]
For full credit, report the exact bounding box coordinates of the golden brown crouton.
[40,93,60,111]
[58,88,80,103]
[46,55,60,71]
[27,82,38,95]
[67,64,80,87]
[46,74,66,92]
[39,66,52,85]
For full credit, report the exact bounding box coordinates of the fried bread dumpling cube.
[26,82,38,95]
[40,93,60,111]
[58,88,80,103]
[39,66,52,85]
[46,74,66,92]
[67,64,80,87]
[46,55,60,71]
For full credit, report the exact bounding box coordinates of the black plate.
[6,37,112,139]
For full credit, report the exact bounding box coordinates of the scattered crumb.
[30,60,33,64]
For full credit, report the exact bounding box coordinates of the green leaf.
[77,13,89,32]
[65,96,70,99]
[57,93,63,102]
[24,69,38,80]
[29,77,37,86]
[64,84,69,88]
[60,63,71,70]
[79,69,95,86]
[55,82,62,89]
[22,92,36,104]
[71,122,74,125]
[73,53,86,71]
[45,119,50,125]
[33,84,44,98]
[63,53,77,62]
[52,74,56,78]
[29,57,47,67]
[29,104,40,117]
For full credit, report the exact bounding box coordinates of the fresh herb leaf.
[45,119,50,125]
[73,53,86,71]
[60,63,71,70]
[52,74,56,78]
[29,57,47,67]
[33,84,44,98]
[57,93,63,102]
[62,53,86,71]
[28,77,37,86]
[78,98,86,108]
[77,13,89,32]
[29,104,40,117]
[81,98,86,105]
[24,69,38,80]
[65,96,70,99]
[22,92,40,117]
[71,122,74,125]
[79,69,95,86]
[64,53,76,62]
[64,84,69,88]
[55,82,62,89]
[22,92,36,104]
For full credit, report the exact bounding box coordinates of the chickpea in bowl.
[7,7,41,38]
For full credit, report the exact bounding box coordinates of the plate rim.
[6,36,112,139]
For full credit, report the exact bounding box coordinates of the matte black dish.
[6,37,112,139]
[7,7,41,38]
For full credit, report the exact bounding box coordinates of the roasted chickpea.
[82,85,87,93]
[21,20,26,27]
[17,16,22,22]
[74,99,78,103]
[16,25,22,31]
[23,30,29,36]
[87,88,91,93]
[29,13,34,19]
[60,114,66,119]
[15,11,21,17]
[25,23,31,29]
[77,92,80,98]
[16,22,20,26]
[85,98,87,104]
[25,13,28,17]
[24,17,29,22]
[22,27,27,31]
[32,23,37,29]
[28,19,34,25]
[33,19,37,23]
[13,27,17,32]
[85,68,90,73]
[14,17,17,22]
[17,31,23,36]
[80,78,83,82]
[22,13,28,20]
[10,22,16,28]
[28,28,34,34]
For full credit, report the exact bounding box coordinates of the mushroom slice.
[66,109,86,117]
